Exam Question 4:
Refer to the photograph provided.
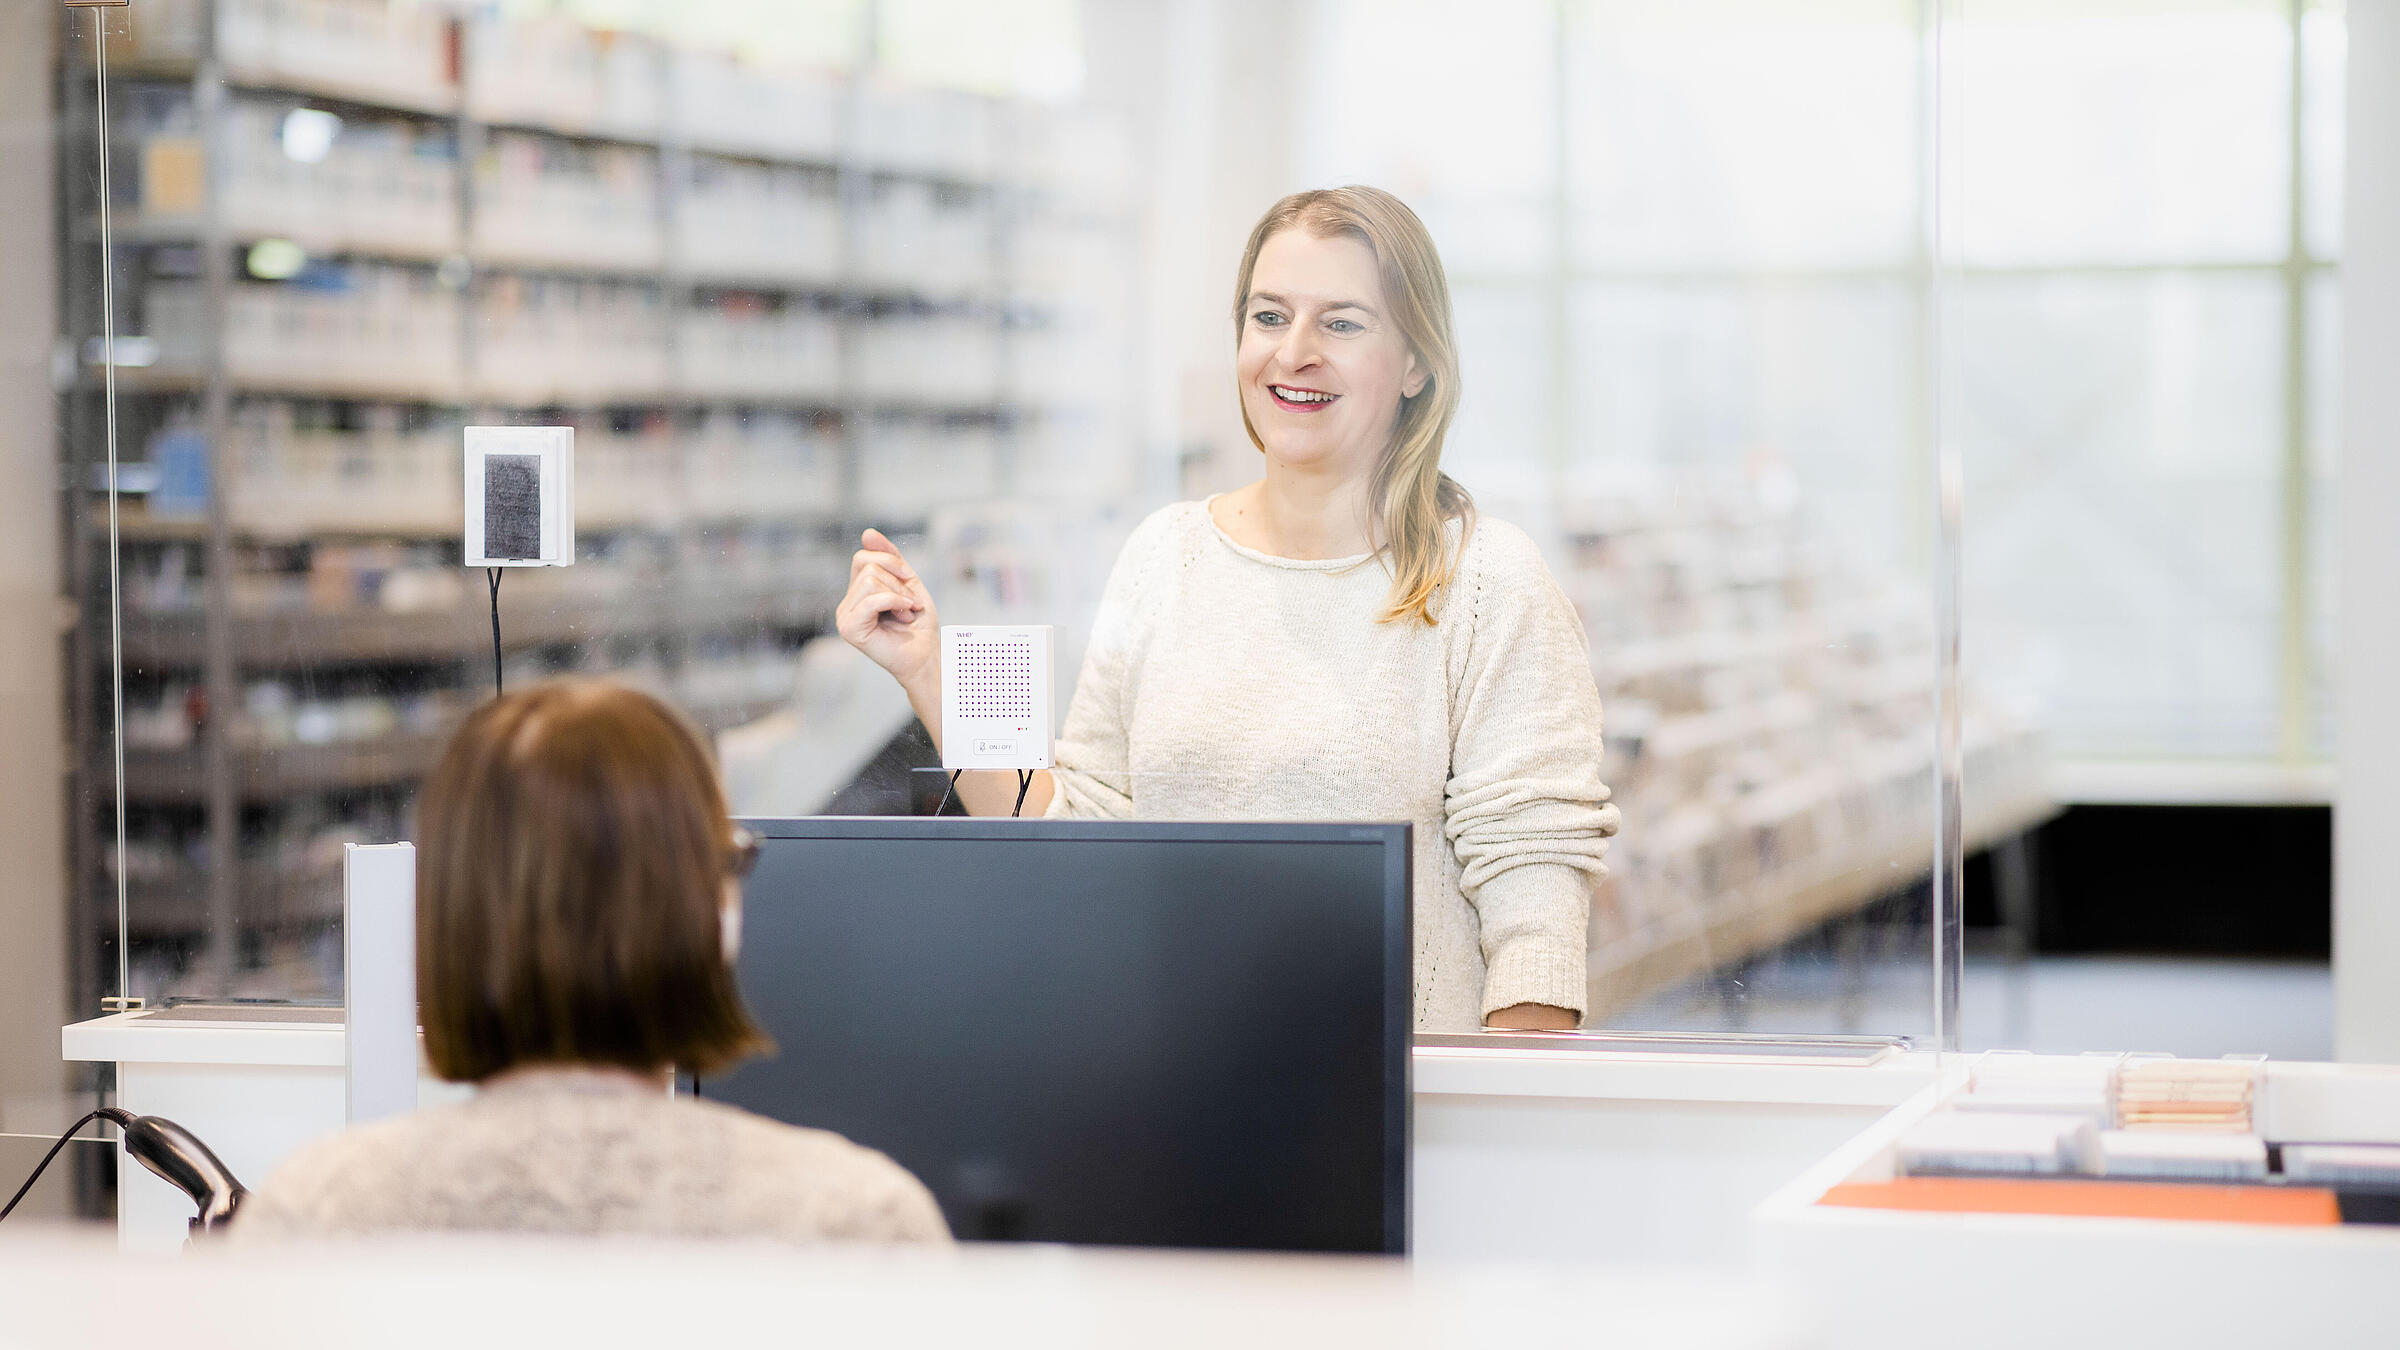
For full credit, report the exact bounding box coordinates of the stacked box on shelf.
[675,296,842,402]
[127,91,460,258]
[219,401,458,537]
[461,14,664,142]
[210,0,454,113]
[853,180,994,300]
[851,312,1001,406]
[671,52,841,162]
[573,416,685,532]
[856,418,1002,518]
[856,82,993,182]
[674,159,843,289]
[148,263,464,399]
[683,411,842,521]
[470,274,670,404]
[1000,106,1144,505]
[470,132,663,273]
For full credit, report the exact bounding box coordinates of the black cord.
[0,1109,118,1225]
[934,769,961,817]
[1011,769,1032,818]
[486,567,504,695]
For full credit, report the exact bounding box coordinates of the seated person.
[236,679,950,1246]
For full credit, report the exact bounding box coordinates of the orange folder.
[1818,1176,2341,1227]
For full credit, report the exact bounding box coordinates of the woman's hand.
[836,528,940,702]
[1484,1003,1578,1031]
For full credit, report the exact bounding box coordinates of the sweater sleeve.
[1044,509,1174,820]
[1441,523,1622,1021]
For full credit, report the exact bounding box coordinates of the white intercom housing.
[940,625,1055,772]
[464,425,575,567]
[343,841,418,1126]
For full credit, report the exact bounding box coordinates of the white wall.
[2337,0,2400,1061]
[0,3,69,1126]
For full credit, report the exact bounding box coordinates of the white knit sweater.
[1046,500,1620,1030]
[233,1068,951,1245]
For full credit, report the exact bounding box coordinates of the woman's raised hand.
[836,528,940,695]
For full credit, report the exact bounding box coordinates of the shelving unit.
[1558,486,2055,1018]
[60,0,1142,1006]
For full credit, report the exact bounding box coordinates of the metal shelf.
[118,731,451,804]
[103,56,462,120]
[114,857,347,934]
[115,584,839,671]
[65,3,1080,1003]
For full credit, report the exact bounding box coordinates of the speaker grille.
[952,637,1036,719]
[484,453,543,560]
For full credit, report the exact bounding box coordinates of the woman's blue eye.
[1253,311,1285,327]
[1328,319,1361,334]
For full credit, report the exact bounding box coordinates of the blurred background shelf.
[115,731,450,803]
[61,0,1144,1002]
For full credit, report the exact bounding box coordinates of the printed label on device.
[976,739,1019,756]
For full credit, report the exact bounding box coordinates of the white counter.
[1753,1058,2400,1350]
[62,1010,467,1251]
[65,1011,1933,1259]
[0,1231,1810,1350]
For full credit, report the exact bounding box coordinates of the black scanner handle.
[98,1107,249,1236]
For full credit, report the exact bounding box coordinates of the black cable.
[0,1109,118,1225]
[1011,768,1032,818]
[487,567,504,695]
[934,769,961,817]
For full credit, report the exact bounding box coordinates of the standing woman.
[837,186,1619,1031]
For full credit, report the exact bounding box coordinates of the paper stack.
[2115,1059,2259,1132]
[2097,1130,2269,1181]
[1955,1053,2118,1127]
[1896,1110,2101,1177]
[2280,1143,2400,1186]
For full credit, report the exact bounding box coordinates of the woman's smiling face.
[1237,227,1427,478]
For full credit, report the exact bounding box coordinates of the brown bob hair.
[416,679,769,1082]
[1233,185,1472,626]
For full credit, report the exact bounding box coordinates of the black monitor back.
[705,818,1411,1254]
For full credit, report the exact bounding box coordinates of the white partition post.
[344,843,418,1122]
[2339,0,2400,1063]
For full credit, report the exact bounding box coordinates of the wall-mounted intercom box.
[464,425,574,567]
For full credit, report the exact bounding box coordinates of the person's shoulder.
[701,1102,952,1242]
[237,1099,469,1229]
[1099,500,1212,597]
[1122,499,1211,555]
[1455,512,1550,577]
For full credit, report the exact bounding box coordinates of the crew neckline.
[1199,495,1375,571]
[478,1064,670,1098]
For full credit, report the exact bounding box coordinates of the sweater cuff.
[1472,861,1591,1021]
[1481,936,1589,1023]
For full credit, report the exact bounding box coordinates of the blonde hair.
[1232,185,1472,626]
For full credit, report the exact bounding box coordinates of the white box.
[463,425,574,566]
[940,625,1054,772]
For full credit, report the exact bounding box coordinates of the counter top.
[1413,1042,1939,1108]
[63,1008,348,1069]
[66,1009,1940,1107]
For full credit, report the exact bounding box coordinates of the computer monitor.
[703,817,1412,1254]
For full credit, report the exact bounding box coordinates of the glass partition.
[65,0,1968,1047]
[1953,0,2341,1058]
[13,0,129,1224]
[1278,0,1978,1039]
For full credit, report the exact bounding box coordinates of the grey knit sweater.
[233,1068,952,1246]
[1046,501,1621,1030]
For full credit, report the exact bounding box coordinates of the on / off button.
[975,738,1019,757]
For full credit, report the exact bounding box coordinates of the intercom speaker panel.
[464,425,575,567]
[940,625,1055,771]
